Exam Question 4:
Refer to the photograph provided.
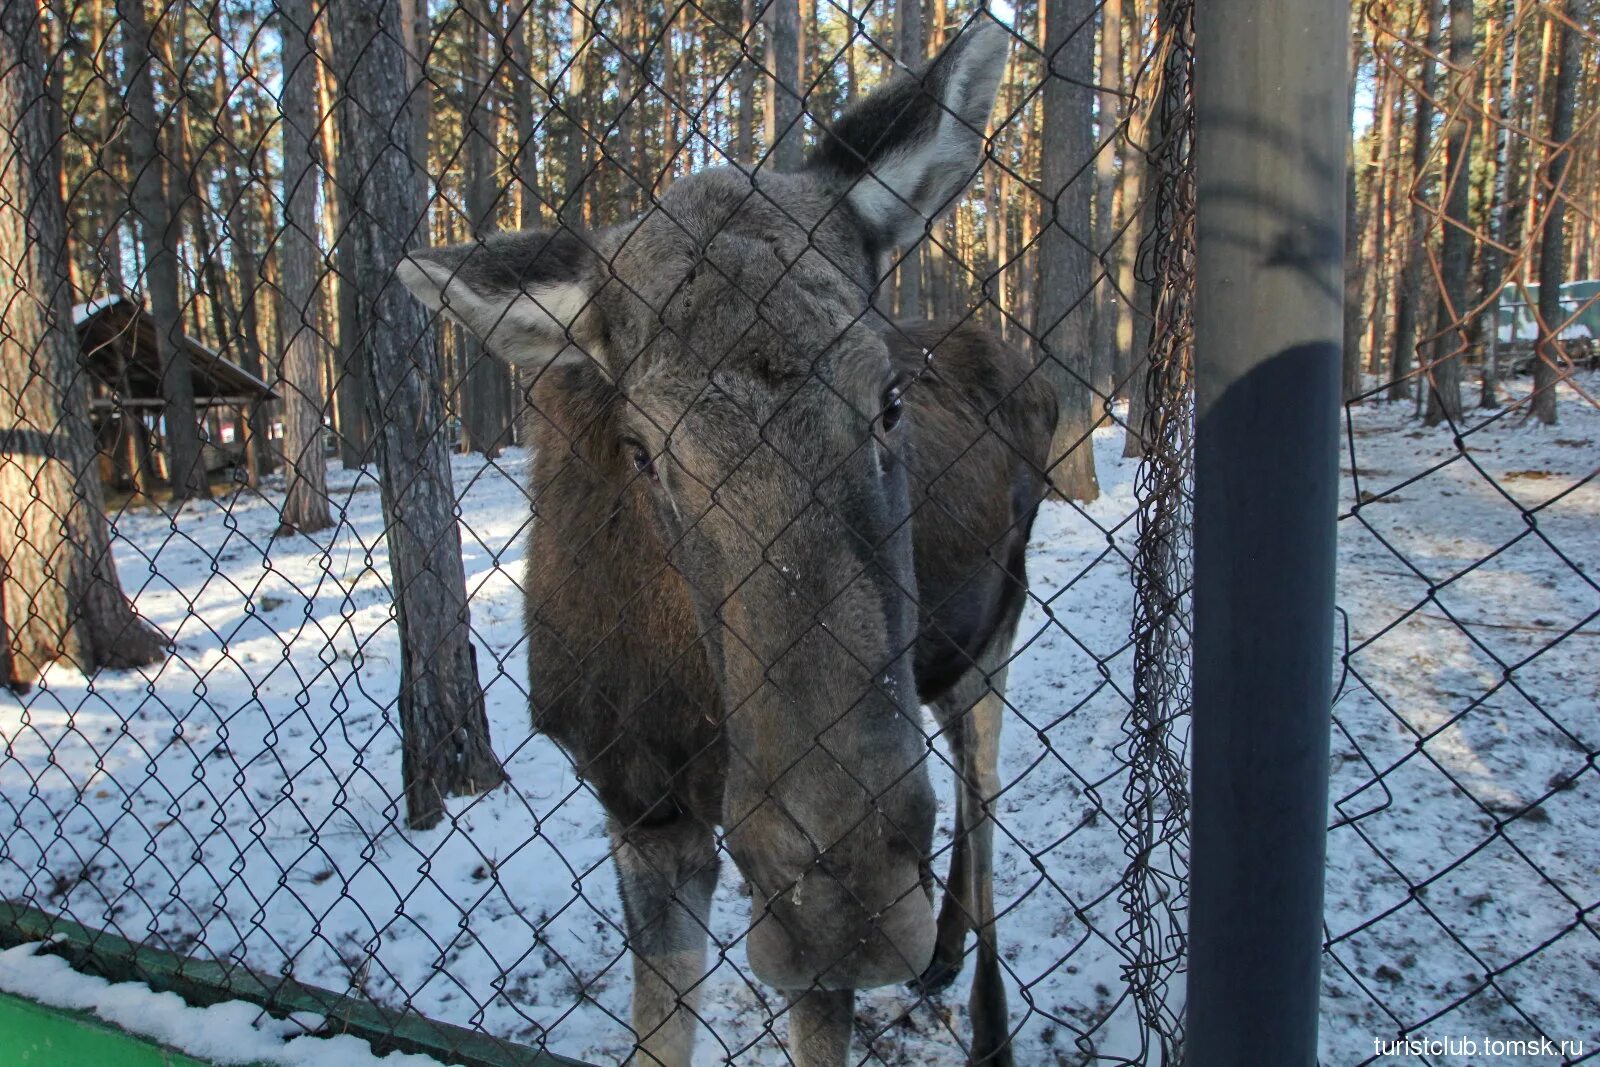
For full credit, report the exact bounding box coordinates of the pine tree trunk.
[317,42,368,470]
[1521,16,1555,284]
[1531,0,1583,424]
[226,106,273,481]
[1119,0,1154,457]
[1090,0,1122,397]
[1341,27,1365,401]
[891,0,924,318]
[118,0,210,502]
[459,0,513,460]
[0,0,167,687]
[562,0,591,226]
[738,0,758,167]
[764,0,803,172]
[1389,0,1442,402]
[1424,0,1474,426]
[511,2,543,229]
[1037,0,1101,501]
[1479,0,1519,410]
[333,0,506,829]
[277,0,333,532]
[1365,60,1399,378]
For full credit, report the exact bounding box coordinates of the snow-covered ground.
[1321,376,1599,1066]
[1,373,1595,1066]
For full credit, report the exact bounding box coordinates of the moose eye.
[880,381,905,433]
[623,437,657,481]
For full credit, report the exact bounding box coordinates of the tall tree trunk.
[226,106,275,482]
[91,0,126,289]
[1424,0,1474,425]
[118,0,210,502]
[738,0,758,167]
[892,0,925,317]
[333,0,506,829]
[562,0,592,226]
[510,0,543,228]
[0,0,166,686]
[1120,0,1157,457]
[1037,0,1101,501]
[1521,16,1554,284]
[613,0,642,215]
[1531,0,1584,424]
[1479,0,1520,409]
[277,0,333,532]
[764,0,803,172]
[1389,0,1442,402]
[1365,58,1400,377]
[1090,0,1122,397]
[1342,26,1365,401]
[318,52,369,469]
[459,0,514,459]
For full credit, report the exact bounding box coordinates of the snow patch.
[0,942,443,1066]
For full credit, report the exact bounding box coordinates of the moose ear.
[808,19,1008,252]
[396,228,602,373]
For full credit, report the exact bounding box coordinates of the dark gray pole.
[1189,0,1346,1060]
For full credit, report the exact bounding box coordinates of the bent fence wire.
[0,1,1592,1066]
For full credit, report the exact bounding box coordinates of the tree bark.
[333,0,506,829]
[1520,15,1555,284]
[458,0,514,459]
[1089,0,1122,397]
[1423,0,1474,426]
[1118,0,1154,456]
[1531,0,1583,425]
[738,0,758,167]
[118,0,210,501]
[561,0,592,227]
[1478,0,1520,410]
[0,0,167,686]
[764,0,803,172]
[891,0,924,318]
[510,0,543,228]
[1365,57,1400,378]
[277,0,333,532]
[1037,0,1101,501]
[317,53,369,471]
[1341,26,1365,401]
[1390,0,1442,402]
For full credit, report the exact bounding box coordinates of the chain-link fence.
[0,0,1594,1063]
[1,0,1195,1063]
[1325,0,1599,1063]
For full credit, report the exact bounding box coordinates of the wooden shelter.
[74,295,277,491]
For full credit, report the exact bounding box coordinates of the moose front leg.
[962,681,1013,1066]
[917,739,972,995]
[611,813,718,1067]
[922,617,1017,1066]
[783,987,855,1067]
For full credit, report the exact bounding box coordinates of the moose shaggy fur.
[399,18,1054,1066]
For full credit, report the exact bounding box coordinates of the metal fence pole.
[1189,0,1347,1060]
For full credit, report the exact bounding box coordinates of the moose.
[398,18,1053,1066]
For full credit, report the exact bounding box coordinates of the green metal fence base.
[0,901,593,1067]
[0,990,213,1066]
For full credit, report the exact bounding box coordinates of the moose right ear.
[806,19,1008,255]
[397,228,603,374]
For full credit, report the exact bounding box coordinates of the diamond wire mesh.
[0,2,1197,1062]
[1324,2,1599,1063]
[0,0,1592,1064]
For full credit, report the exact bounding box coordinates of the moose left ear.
[807,18,1009,253]
[396,228,603,374]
